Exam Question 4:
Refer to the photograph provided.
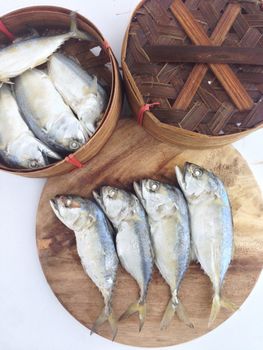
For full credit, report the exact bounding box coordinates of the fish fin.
[91,306,118,341]
[160,298,175,330]
[214,194,224,206]
[209,294,237,327]
[13,28,40,43]
[1,79,13,85]
[176,299,194,328]
[39,144,62,160]
[221,299,238,312]
[69,12,94,41]
[119,300,146,332]
[90,76,98,95]
[160,297,194,330]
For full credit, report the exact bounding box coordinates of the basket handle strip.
[173,3,240,111]
[138,102,160,126]
[145,46,263,66]
[0,19,15,41]
[170,0,253,112]
[65,154,84,169]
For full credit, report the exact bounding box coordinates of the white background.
[0,1,262,349]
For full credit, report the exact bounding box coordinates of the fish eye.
[29,160,39,169]
[193,167,203,178]
[147,180,160,192]
[70,141,80,150]
[65,199,72,208]
[107,189,117,199]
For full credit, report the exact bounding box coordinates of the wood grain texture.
[36,119,263,347]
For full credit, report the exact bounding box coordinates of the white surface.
[0,1,262,349]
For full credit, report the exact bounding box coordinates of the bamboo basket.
[0,6,122,177]
[122,0,263,149]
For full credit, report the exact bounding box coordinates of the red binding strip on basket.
[103,40,110,50]
[0,20,15,41]
[65,154,84,169]
[137,103,160,126]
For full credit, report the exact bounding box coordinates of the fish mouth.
[93,189,104,210]
[133,180,145,205]
[49,197,61,218]
[183,163,191,182]
[50,198,58,210]
[175,165,186,190]
[49,195,66,217]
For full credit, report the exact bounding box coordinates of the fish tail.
[119,300,147,332]
[91,306,118,341]
[69,12,94,41]
[160,297,194,330]
[209,294,237,327]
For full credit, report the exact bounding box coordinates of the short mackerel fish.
[15,69,88,154]
[50,195,119,339]
[134,179,193,329]
[176,163,236,325]
[93,186,154,331]
[48,53,107,136]
[0,12,93,86]
[0,84,61,169]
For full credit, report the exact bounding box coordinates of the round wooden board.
[36,118,263,348]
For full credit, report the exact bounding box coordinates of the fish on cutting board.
[50,195,119,340]
[48,53,107,136]
[0,84,61,169]
[176,163,236,326]
[134,179,193,329]
[14,68,88,154]
[0,12,93,86]
[93,186,154,332]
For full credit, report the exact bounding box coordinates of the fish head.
[93,186,131,223]
[7,136,61,169]
[50,195,98,231]
[134,179,177,217]
[53,117,88,152]
[176,163,218,200]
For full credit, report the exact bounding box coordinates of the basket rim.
[121,0,263,140]
[0,5,120,174]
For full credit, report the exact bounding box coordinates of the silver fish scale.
[115,204,153,303]
[215,179,233,288]
[148,187,190,293]
[75,206,118,305]
[187,176,233,293]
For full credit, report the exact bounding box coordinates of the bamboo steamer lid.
[122,0,263,149]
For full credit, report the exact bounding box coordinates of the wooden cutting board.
[36,118,263,347]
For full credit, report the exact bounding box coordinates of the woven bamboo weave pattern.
[125,0,263,136]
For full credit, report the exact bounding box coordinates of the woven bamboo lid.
[122,0,263,148]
